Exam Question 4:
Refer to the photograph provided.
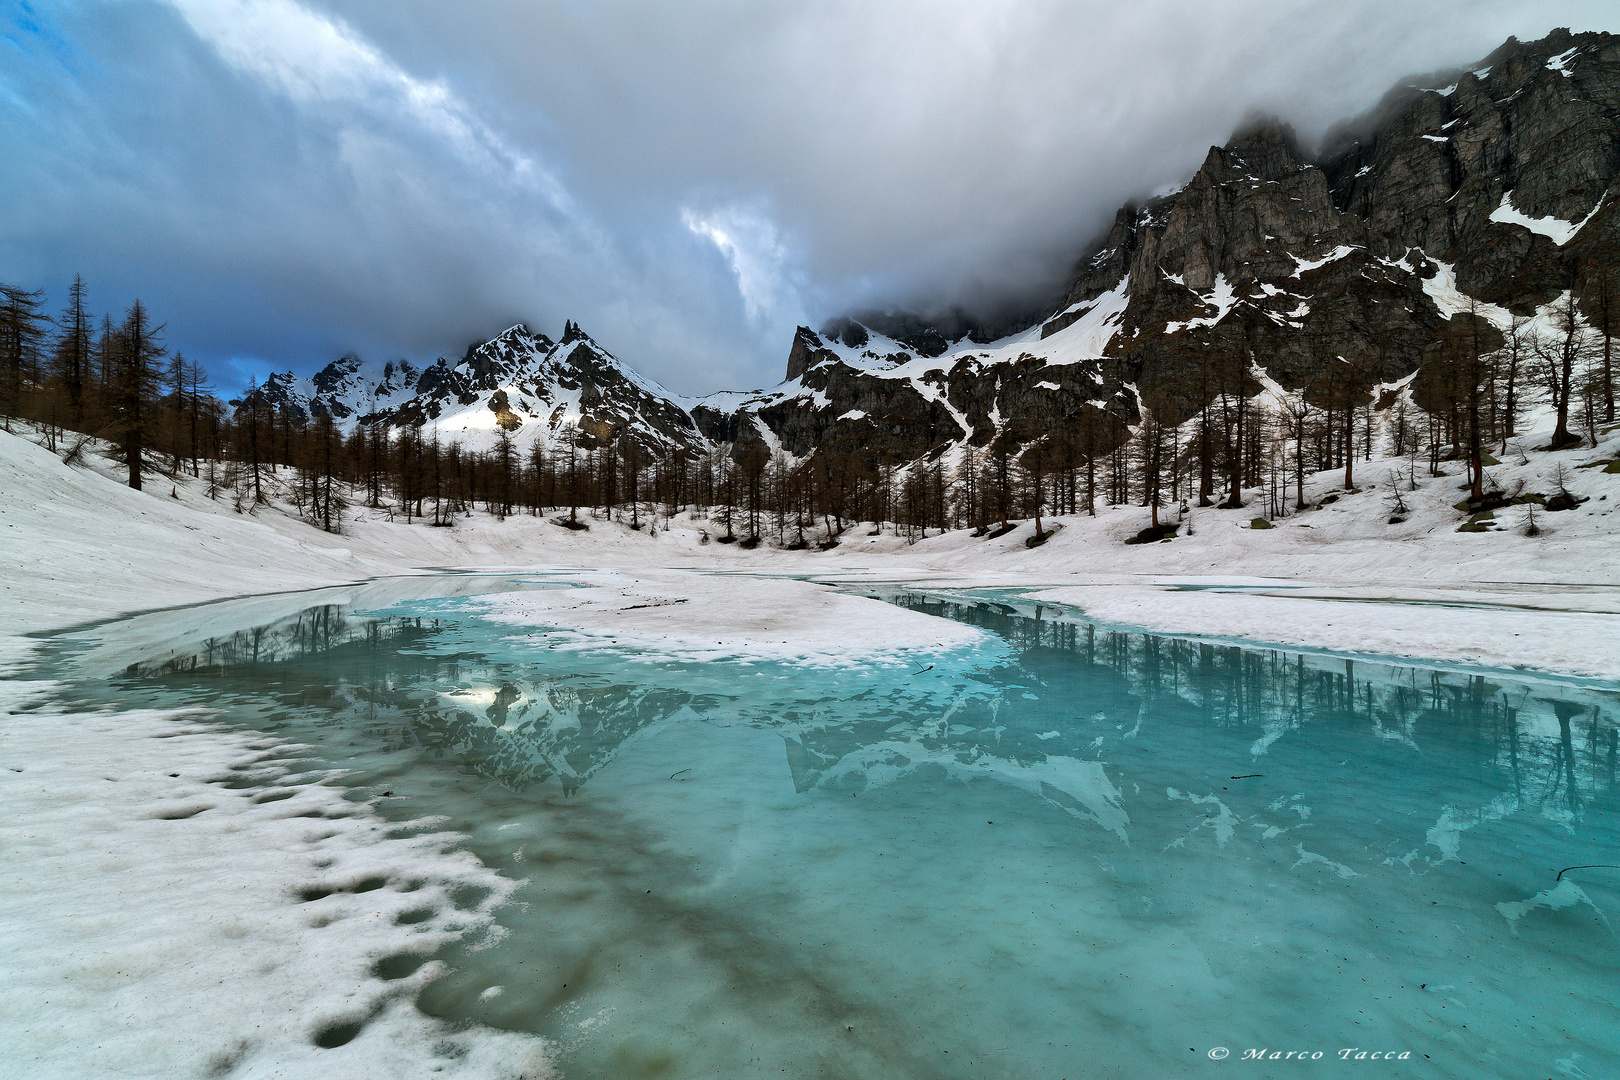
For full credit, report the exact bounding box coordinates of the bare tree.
[621,438,644,529]
[1280,391,1315,510]
[1461,304,1495,501]
[1579,259,1616,424]
[0,284,49,427]
[490,430,517,520]
[1497,316,1531,453]
[116,299,165,490]
[1536,291,1597,449]
[53,275,92,428]
[1134,414,1171,529]
[1019,436,1051,539]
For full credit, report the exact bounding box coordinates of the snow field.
[471,568,995,667]
[1023,580,1620,679]
[2,409,1619,1075]
[0,429,376,639]
[7,417,1620,680]
[0,679,556,1080]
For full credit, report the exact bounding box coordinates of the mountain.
[708,28,1620,461]
[245,29,1620,468]
[236,323,706,454]
[228,356,421,427]
[362,322,704,453]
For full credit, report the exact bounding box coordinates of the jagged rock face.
[761,347,968,459]
[725,113,1458,455]
[239,30,1620,472]
[377,326,558,427]
[711,28,1620,460]
[229,371,312,425]
[826,298,1063,358]
[718,321,1127,462]
[232,355,421,426]
[309,355,419,420]
[1066,117,1457,424]
[1048,206,1139,327]
[1324,30,1620,309]
[362,324,704,453]
[237,324,705,455]
[1127,121,1341,294]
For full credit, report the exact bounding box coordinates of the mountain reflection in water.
[42,579,1620,1080]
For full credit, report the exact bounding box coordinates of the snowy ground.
[471,568,994,668]
[3,417,1619,1076]
[8,417,1620,678]
[0,681,556,1080]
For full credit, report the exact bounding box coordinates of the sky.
[3,1,1619,396]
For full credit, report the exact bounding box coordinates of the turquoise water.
[36,576,1620,1078]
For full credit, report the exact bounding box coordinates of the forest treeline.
[2,276,1616,545]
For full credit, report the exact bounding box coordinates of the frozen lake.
[34,574,1620,1078]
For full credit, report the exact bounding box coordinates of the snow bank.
[0,430,377,641]
[746,421,1620,681]
[1020,581,1620,680]
[0,681,555,1080]
[6,392,1619,1076]
[471,568,996,668]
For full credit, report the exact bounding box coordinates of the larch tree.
[1579,256,1617,424]
[1496,316,1531,453]
[1536,291,1596,449]
[54,275,93,428]
[0,284,49,428]
[116,299,165,490]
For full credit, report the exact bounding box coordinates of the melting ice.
[35,578,1620,1079]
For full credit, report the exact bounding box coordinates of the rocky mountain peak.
[310,354,362,396]
[229,370,311,425]
[225,29,1620,481]
[785,326,825,381]
[718,26,1620,463]
[819,317,870,350]
[1221,114,1308,180]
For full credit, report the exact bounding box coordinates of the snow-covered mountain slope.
[366,322,704,453]
[691,288,1136,461]
[310,353,423,421]
[238,323,707,454]
[702,29,1620,463]
[234,29,1620,472]
[230,355,422,426]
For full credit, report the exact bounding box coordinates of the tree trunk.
[1342,400,1354,490]
[1295,415,1307,510]
[1226,390,1244,507]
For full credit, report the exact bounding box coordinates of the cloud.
[3,0,1618,394]
[166,0,562,205]
[681,204,804,327]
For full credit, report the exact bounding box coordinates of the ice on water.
[32,579,1620,1078]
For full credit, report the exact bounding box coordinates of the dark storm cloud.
[3,1,1617,394]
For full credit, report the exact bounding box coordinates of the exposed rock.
[710,28,1620,465]
[244,324,705,454]
[260,30,1620,475]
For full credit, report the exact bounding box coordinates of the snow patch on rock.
[1489,191,1603,247]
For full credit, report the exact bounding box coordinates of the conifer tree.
[116,299,165,490]
[0,284,49,428]
[54,275,92,428]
